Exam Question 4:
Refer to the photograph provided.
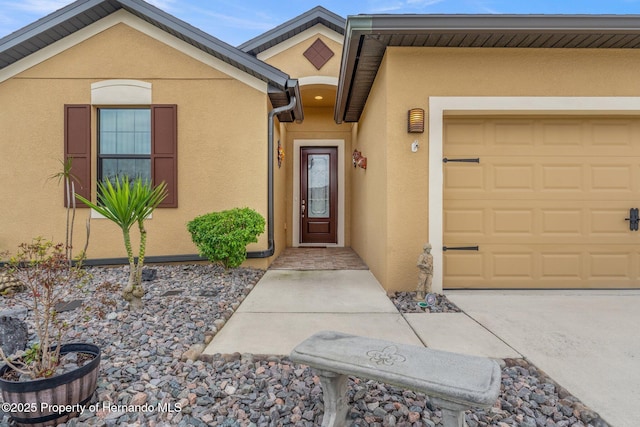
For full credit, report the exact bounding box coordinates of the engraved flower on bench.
[366,345,407,366]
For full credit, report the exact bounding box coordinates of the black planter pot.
[0,343,100,427]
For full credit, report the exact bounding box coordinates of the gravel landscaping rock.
[0,264,608,426]
[391,291,462,313]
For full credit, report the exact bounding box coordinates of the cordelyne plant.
[187,207,265,268]
[76,176,166,310]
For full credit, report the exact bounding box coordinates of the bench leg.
[440,408,468,427]
[317,370,349,427]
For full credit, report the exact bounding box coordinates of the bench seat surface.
[290,331,501,408]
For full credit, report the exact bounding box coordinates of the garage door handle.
[625,208,639,231]
[443,246,479,251]
[443,158,480,163]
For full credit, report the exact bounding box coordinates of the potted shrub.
[0,239,100,426]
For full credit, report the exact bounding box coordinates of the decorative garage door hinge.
[443,246,479,251]
[626,208,639,231]
[442,158,480,163]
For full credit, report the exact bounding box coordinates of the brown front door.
[300,147,338,244]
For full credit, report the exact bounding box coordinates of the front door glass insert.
[307,154,330,218]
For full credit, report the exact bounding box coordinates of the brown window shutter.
[64,105,91,208]
[151,105,178,208]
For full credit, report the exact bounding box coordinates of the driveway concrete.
[447,290,640,427]
[205,269,639,426]
[404,313,521,359]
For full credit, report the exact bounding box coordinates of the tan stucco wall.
[0,23,274,269]
[354,46,640,292]
[350,58,389,286]
[262,33,342,80]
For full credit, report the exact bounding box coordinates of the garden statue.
[416,243,433,301]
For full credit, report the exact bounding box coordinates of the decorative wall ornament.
[352,149,367,169]
[277,140,284,168]
[303,38,335,70]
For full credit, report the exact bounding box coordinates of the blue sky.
[2,0,640,45]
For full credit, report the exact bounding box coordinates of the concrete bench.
[290,331,501,427]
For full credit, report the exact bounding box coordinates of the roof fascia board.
[366,14,640,33]
[334,13,640,123]
[335,16,372,124]
[239,6,345,54]
[0,0,105,49]
[257,24,343,62]
[0,10,268,93]
[117,0,290,90]
[0,0,292,91]
[288,78,304,122]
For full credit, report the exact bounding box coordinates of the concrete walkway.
[205,270,640,427]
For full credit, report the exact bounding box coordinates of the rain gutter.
[80,88,300,266]
[246,91,298,259]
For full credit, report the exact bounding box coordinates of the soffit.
[336,14,640,123]
[239,6,345,56]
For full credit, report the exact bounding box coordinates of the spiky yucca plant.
[76,176,167,310]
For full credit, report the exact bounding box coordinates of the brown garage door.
[443,116,640,289]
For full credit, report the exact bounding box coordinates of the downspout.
[246,94,298,259]
[78,93,298,266]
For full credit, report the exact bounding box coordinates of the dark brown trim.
[64,104,91,207]
[151,105,178,208]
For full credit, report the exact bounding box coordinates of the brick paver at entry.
[269,247,367,270]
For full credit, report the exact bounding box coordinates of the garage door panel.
[591,209,632,235]
[590,165,632,191]
[444,116,640,289]
[591,120,636,146]
[444,252,484,280]
[493,209,534,236]
[445,117,639,156]
[541,165,583,191]
[444,164,484,190]
[447,158,638,198]
[493,165,535,190]
[494,120,535,146]
[445,245,640,288]
[540,209,583,236]
[541,253,582,279]
[492,252,534,279]
[446,201,639,243]
[589,252,633,279]
[541,120,584,146]
[444,209,485,235]
[444,121,485,147]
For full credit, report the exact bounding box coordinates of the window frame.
[64,104,178,209]
[97,107,152,184]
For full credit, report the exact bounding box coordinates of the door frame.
[429,96,640,293]
[293,139,345,247]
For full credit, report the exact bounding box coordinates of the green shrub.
[187,207,265,268]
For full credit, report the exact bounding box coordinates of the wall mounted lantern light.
[407,108,425,133]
